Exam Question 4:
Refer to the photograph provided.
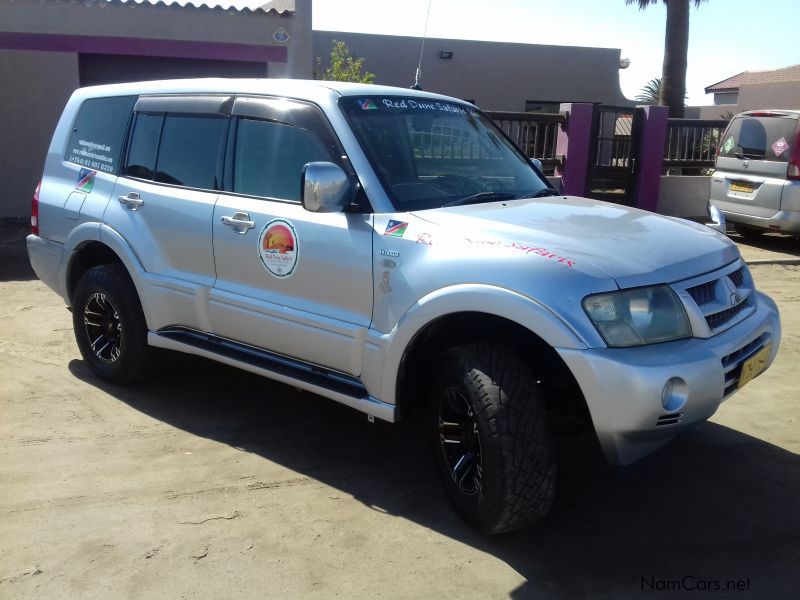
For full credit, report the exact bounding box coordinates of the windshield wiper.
[520,188,560,199]
[442,191,517,207]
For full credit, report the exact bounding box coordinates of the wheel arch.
[371,285,593,434]
[395,311,592,435]
[64,225,149,324]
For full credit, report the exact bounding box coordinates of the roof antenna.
[411,0,433,90]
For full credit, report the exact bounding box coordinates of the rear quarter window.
[719,115,798,162]
[64,96,136,174]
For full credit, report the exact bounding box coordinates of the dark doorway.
[587,105,642,205]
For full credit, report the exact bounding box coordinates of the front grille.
[656,413,683,426]
[686,280,716,305]
[706,297,753,329]
[674,260,755,336]
[721,333,771,397]
[728,266,745,287]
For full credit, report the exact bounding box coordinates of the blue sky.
[311,0,799,105]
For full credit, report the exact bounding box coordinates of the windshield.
[340,96,552,211]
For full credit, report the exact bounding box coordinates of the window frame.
[222,95,369,211]
[120,95,232,193]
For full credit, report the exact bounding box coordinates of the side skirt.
[148,327,396,423]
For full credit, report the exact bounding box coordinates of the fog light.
[661,377,688,412]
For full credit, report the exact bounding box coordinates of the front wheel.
[430,342,556,534]
[72,264,156,385]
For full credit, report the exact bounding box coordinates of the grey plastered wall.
[313,31,631,111]
[656,175,711,219]
[0,0,307,58]
[0,0,313,218]
[736,81,800,112]
[0,50,78,218]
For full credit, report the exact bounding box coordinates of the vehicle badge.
[742,160,749,169]
[724,276,741,307]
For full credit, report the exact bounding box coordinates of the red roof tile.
[705,64,800,93]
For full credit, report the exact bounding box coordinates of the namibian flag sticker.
[359,98,378,110]
[384,220,408,237]
[76,168,96,193]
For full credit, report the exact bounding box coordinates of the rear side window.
[124,113,162,180]
[719,115,798,162]
[123,112,227,190]
[64,95,136,174]
[233,118,332,200]
[155,115,226,189]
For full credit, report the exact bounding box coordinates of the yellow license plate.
[730,181,754,193]
[738,343,772,390]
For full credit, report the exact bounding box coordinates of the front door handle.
[221,212,256,234]
[118,192,144,210]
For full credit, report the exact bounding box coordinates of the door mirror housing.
[301,162,352,213]
[530,158,543,171]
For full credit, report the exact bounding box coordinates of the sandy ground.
[1,231,799,599]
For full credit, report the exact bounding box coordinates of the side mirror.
[530,158,543,171]
[301,162,351,213]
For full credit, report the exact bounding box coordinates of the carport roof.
[705,64,800,93]
[105,0,294,15]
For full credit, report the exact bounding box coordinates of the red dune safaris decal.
[258,219,299,278]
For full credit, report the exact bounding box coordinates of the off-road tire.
[430,342,556,534]
[72,264,156,385]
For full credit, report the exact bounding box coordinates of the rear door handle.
[221,212,256,234]
[118,192,144,210]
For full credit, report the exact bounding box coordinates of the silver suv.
[28,79,781,534]
[710,109,800,237]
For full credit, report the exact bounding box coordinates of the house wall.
[713,91,738,105]
[736,80,800,112]
[657,175,711,220]
[0,50,79,218]
[0,0,312,218]
[313,31,630,111]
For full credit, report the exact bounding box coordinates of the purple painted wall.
[631,105,669,212]
[555,103,594,197]
[0,32,287,64]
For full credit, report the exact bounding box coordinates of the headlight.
[582,285,691,347]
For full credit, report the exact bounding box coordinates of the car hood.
[411,196,740,288]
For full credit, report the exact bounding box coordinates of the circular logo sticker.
[258,219,298,278]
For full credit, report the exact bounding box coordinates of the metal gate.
[587,105,642,205]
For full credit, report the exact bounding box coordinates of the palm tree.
[626,0,707,118]
[635,77,662,104]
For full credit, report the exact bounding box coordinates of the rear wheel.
[430,342,556,534]
[72,264,156,385]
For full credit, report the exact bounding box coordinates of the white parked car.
[711,109,800,237]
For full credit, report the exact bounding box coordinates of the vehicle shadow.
[0,219,36,281]
[69,354,800,599]
[729,230,800,258]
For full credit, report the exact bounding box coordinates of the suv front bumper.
[557,290,780,465]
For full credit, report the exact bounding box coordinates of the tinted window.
[340,96,549,210]
[155,115,226,189]
[233,118,332,200]
[124,113,163,180]
[720,115,798,162]
[65,96,136,174]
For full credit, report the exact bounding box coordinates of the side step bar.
[149,327,395,422]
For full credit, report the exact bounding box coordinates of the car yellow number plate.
[738,343,772,390]
[730,181,754,193]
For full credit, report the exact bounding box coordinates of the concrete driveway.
[1,226,798,599]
